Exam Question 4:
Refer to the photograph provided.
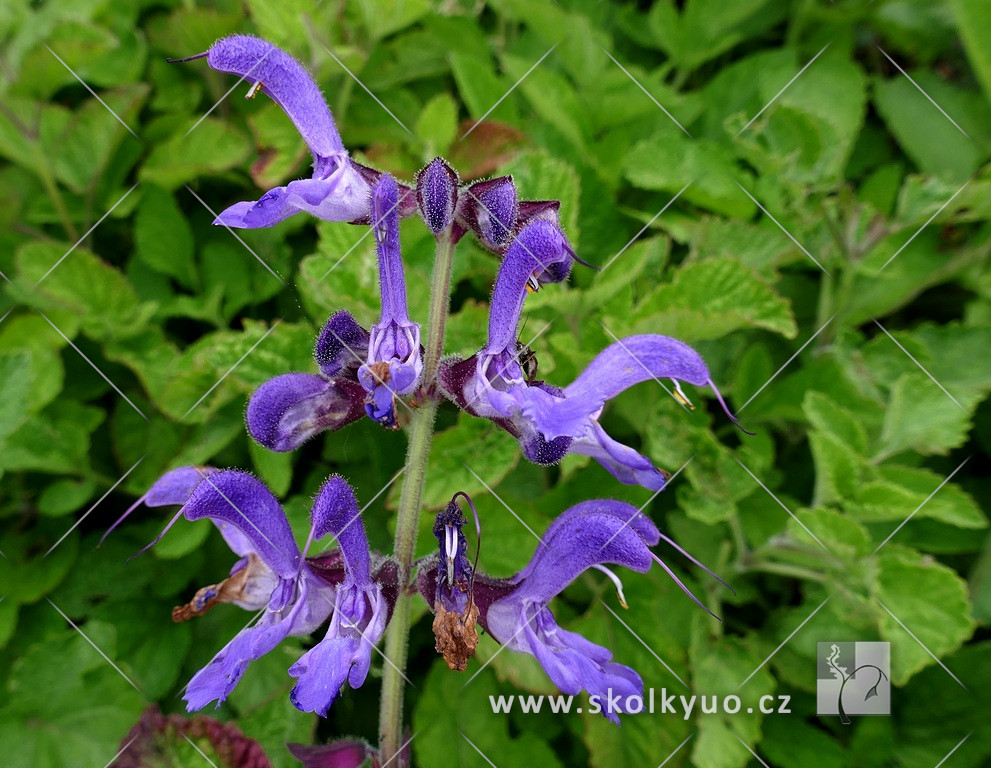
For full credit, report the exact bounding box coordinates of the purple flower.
[247,311,369,451]
[482,501,659,723]
[288,476,392,716]
[439,225,746,490]
[288,740,377,768]
[129,469,395,715]
[356,175,423,428]
[174,35,373,228]
[133,469,335,710]
[417,499,728,722]
[456,176,518,250]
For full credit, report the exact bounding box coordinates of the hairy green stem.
[378,233,455,764]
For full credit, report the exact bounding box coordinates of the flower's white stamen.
[445,524,457,587]
[671,379,695,410]
[593,564,628,609]
[245,80,264,99]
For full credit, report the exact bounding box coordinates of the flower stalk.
[378,231,456,764]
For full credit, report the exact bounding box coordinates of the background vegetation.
[1,0,989,766]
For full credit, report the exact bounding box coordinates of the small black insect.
[516,341,539,382]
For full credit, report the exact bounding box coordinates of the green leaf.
[507,54,589,152]
[1,620,145,768]
[0,351,33,443]
[141,119,251,189]
[951,0,991,102]
[246,104,310,189]
[134,185,196,288]
[690,627,776,768]
[0,400,99,474]
[354,0,431,39]
[648,0,785,74]
[415,93,458,156]
[625,134,755,218]
[249,439,293,498]
[629,258,797,341]
[875,547,974,684]
[748,53,866,182]
[449,52,515,123]
[803,391,870,453]
[15,242,152,342]
[877,372,973,459]
[0,314,67,414]
[846,465,986,530]
[40,85,147,193]
[873,73,988,180]
[809,431,865,506]
[579,567,696,767]
[413,659,563,768]
[502,150,581,244]
[761,716,848,768]
[409,414,521,511]
[785,507,872,561]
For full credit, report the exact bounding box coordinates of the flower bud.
[458,176,519,250]
[416,157,459,235]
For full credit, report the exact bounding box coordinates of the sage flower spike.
[357,175,423,428]
[176,35,373,227]
[246,311,369,451]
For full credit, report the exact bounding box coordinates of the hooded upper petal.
[181,470,302,578]
[485,220,571,354]
[206,35,345,163]
[196,35,373,227]
[309,475,369,585]
[246,373,366,452]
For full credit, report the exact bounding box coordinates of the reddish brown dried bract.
[432,599,480,672]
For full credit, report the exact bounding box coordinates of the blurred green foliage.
[1,1,990,767]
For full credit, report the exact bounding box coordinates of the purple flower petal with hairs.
[100,466,218,546]
[416,498,729,722]
[127,470,335,710]
[174,35,372,228]
[439,225,747,490]
[247,311,369,451]
[289,476,392,716]
[356,175,423,429]
[482,501,655,723]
